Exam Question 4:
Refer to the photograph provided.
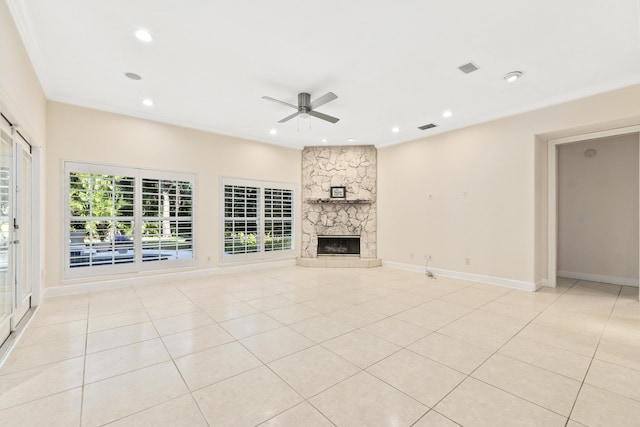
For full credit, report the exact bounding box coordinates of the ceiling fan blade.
[310,92,338,109]
[308,110,340,123]
[278,111,300,123]
[262,96,297,110]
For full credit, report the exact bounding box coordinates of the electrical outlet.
[207,256,212,262]
[428,194,433,200]
[410,252,414,259]
[462,191,469,198]
[465,257,471,265]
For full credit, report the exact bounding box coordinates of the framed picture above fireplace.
[330,186,346,199]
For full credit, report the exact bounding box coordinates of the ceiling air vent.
[458,62,479,74]
[418,123,438,130]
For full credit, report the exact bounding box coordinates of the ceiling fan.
[262,92,340,123]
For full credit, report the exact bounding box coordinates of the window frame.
[221,177,295,263]
[64,161,196,279]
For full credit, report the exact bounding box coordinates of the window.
[222,177,294,261]
[65,162,195,278]
[224,184,259,255]
[141,178,193,261]
[264,188,293,252]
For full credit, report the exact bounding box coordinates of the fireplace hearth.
[317,235,360,256]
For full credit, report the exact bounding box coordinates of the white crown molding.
[377,78,640,149]
[6,0,50,97]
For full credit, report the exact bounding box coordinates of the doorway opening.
[548,125,640,299]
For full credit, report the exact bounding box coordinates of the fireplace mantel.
[306,198,372,205]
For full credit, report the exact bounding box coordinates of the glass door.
[0,118,33,346]
[12,133,32,325]
[0,121,13,345]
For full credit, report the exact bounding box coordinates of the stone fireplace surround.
[298,145,381,268]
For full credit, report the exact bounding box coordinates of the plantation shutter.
[222,177,295,261]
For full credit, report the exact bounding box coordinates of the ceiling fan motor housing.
[299,93,311,112]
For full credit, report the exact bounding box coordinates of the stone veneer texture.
[301,145,377,258]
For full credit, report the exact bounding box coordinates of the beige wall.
[558,134,639,283]
[379,85,640,285]
[0,0,46,144]
[45,102,301,288]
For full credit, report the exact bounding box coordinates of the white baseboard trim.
[382,261,425,274]
[44,259,297,297]
[535,279,549,290]
[557,271,639,287]
[382,261,537,292]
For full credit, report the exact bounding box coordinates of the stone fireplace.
[299,145,379,266]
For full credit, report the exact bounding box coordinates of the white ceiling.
[8,0,640,149]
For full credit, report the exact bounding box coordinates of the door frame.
[0,112,41,343]
[548,125,640,298]
[11,129,32,328]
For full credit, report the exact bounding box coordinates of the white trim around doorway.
[547,124,640,292]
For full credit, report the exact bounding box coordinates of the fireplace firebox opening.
[317,235,360,257]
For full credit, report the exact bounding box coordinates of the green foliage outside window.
[69,172,134,241]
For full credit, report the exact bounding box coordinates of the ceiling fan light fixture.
[135,29,153,42]
[504,71,523,83]
[298,112,309,119]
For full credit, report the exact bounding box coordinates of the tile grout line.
[404,283,573,423]
[305,279,518,423]
[410,409,463,427]
[563,283,625,427]
[78,292,91,427]
[137,283,213,427]
[274,284,494,424]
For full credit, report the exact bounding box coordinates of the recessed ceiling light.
[321,138,328,143]
[135,29,153,42]
[442,110,453,118]
[142,98,154,107]
[504,71,523,83]
[269,129,277,135]
[391,127,400,133]
[124,72,142,80]
[347,138,356,143]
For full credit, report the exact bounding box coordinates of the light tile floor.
[0,267,639,426]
